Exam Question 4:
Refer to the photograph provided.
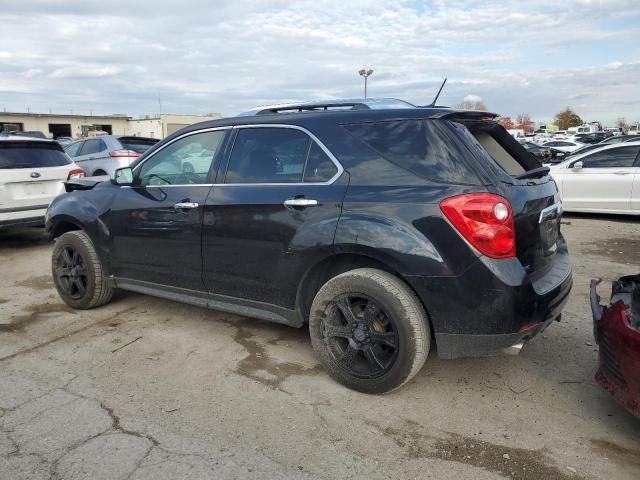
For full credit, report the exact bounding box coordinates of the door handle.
[613,171,630,175]
[174,202,199,210]
[283,198,319,208]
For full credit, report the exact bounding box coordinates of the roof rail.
[255,101,370,115]
[237,98,416,116]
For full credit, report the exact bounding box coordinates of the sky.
[0,0,639,125]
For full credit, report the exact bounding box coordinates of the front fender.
[46,187,118,274]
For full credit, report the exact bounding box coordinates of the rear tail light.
[439,193,516,259]
[110,149,140,157]
[67,168,86,180]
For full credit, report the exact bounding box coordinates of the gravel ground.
[0,214,639,480]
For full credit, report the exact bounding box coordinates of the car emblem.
[30,172,41,179]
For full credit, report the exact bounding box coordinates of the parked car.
[549,143,640,214]
[573,132,612,144]
[590,275,640,418]
[566,143,609,158]
[605,127,626,136]
[64,135,158,177]
[0,136,84,229]
[46,99,571,393]
[540,139,584,153]
[56,136,74,145]
[9,130,48,139]
[520,141,566,163]
[599,135,631,145]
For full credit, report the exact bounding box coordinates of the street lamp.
[358,68,374,98]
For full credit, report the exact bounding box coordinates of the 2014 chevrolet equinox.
[46,99,572,393]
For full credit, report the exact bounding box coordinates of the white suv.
[0,136,85,229]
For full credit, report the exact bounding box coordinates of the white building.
[0,111,222,140]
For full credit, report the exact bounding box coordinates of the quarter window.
[138,130,226,186]
[580,147,640,168]
[64,141,83,157]
[304,143,338,182]
[225,127,337,184]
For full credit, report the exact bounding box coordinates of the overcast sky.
[0,0,639,125]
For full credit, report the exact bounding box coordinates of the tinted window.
[64,141,83,157]
[344,119,479,183]
[118,137,159,153]
[304,143,338,182]
[138,130,225,186]
[79,139,106,156]
[225,128,311,184]
[581,146,640,168]
[0,142,71,169]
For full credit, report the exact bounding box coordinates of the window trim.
[130,124,344,188]
[578,145,640,169]
[219,124,344,186]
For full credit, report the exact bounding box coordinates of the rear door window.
[581,146,640,168]
[225,127,337,184]
[79,139,105,156]
[0,142,71,168]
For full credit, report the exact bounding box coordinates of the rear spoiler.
[429,109,499,120]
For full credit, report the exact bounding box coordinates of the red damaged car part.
[590,274,640,418]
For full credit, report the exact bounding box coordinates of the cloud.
[50,65,125,79]
[0,1,638,124]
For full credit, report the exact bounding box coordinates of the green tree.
[554,107,583,130]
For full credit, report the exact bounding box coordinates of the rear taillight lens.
[67,168,86,180]
[110,149,140,157]
[439,193,516,259]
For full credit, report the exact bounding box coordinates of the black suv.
[46,99,572,393]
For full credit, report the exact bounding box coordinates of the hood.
[64,175,109,192]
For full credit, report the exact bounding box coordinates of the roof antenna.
[428,78,447,107]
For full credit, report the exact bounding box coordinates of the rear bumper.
[405,247,572,359]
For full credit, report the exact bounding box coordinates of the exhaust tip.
[502,341,525,356]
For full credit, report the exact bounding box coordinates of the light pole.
[358,69,374,98]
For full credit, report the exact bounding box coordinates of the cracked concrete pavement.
[0,215,639,479]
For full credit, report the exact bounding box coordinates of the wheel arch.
[48,216,83,239]
[295,251,435,338]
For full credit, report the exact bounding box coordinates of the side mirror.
[112,167,134,185]
[571,161,583,170]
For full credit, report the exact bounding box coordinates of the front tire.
[309,268,430,394]
[52,231,113,309]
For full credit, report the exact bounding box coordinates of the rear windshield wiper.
[515,166,550,180]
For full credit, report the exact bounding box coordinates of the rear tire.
[309,268,430,394]
[52,231,113,309]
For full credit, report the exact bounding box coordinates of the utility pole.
[358,69,374,98]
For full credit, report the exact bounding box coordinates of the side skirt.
[112,277,303,328]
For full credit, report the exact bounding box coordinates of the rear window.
[343,119,480,184]
[0,142,71,169]
[118,137,159,153]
